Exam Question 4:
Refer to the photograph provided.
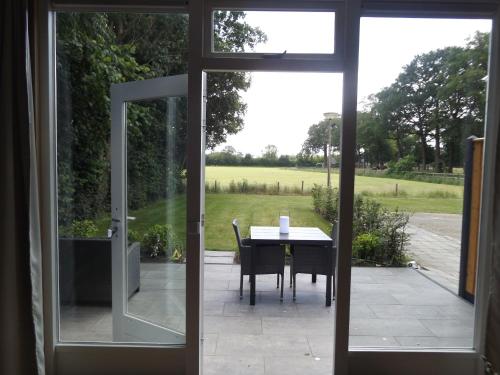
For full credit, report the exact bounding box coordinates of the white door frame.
[37,1,500,374]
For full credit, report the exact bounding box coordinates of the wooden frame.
[36,0,500,374]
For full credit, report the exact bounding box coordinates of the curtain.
[485,116,500,373]
[0,0,45,374]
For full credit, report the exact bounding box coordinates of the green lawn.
[205,194,331,250]
[92,165,464,251]
[374,197,463,214]
[96,192,462,251]
[205,166,463,198]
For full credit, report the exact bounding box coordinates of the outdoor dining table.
[248,226,334,306]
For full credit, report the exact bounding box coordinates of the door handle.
[109,218,121,237]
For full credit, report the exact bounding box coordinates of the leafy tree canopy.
[57,12,266,222]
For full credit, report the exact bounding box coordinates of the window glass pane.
[349,17,492,349]
[56,12,188,344]
[213,11,335,54]
[124,97,187,339]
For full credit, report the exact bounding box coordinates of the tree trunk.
[396,138,403,160]
[420,133,427,170]
[434,125,443,172]
[396,126,403,159]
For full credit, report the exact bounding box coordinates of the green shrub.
[228,180,237,193]
[387,155,416,174]
[312,188,410,266]
[128,229,140,243]
[324,187,338,223]
[311,184,323,213]
[142,224,183,259]
[378,208,410,265]
[353,232,381,260]
[60,219,99,238]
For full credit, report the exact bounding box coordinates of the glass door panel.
[111,75,188,344]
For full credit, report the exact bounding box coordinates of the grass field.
[205,166,464,198]
[96,192,462,251]
[92,167,463,251]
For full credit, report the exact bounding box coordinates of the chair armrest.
[241,238,252,246]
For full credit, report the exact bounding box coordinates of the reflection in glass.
[125,97,187,337]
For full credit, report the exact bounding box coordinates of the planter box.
[59,238,140,305]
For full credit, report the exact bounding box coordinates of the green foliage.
[311,184,324,213]
[355,168,463,186]
[295,152,324,167]
[142,224,183,259]
[57,12,267,225]
[351,32,489,172]
[387,155,416,174]
[205,149,297,167]
[128,229,140,243]
[60,219,99,238]
[352,232,381,260]
[324,186,338,223]
[218,179,285,195]
[262,145,278,161]
[301,115,342,167]
[57,13,149,224]
[312,187,410,266]
[311,184,338,222]
[356,111,395,167]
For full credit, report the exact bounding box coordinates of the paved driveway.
[407,213,463,293]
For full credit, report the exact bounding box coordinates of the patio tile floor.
[60,262,474,375]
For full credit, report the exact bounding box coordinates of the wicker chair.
[232,219,285,301]
[290,224,337,306]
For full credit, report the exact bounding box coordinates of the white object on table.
[279,216,290,234]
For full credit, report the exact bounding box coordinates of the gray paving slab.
[395,336,472,348]
[203,333,218,356]
[204,315,263,335]
[215,333,311,356]
[348,335,400,347]
[368,304,443,319]
[262,317,334,336]
[204,355,265,375]
[407,213,463,293]
[349,318,434,337]
[419,319,474,338]
[59,261,475,373]
[264,356,333,375]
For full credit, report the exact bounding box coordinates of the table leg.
[312,273,317,283]
[326,246,333,307]
[250,245,256,305]
[326,273,332,307]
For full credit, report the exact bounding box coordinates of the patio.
[60,260,474,375]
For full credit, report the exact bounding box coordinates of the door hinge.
[187,221,201,235]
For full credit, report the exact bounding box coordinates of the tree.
[371,33,488,171]
[57,12,267,222]
[437,33,489,171]
[302,116,341,167]
[371,88,413,160]
[262,145,278,160]
[356,111,394,168]
[57,13,151,221]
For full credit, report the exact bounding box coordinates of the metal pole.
[327,122,332,187]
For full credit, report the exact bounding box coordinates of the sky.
[214,14,492,156]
